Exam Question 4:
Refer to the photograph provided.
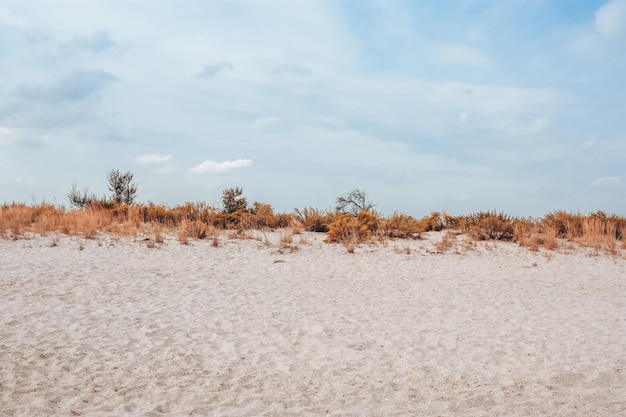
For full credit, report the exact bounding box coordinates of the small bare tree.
[221,186,248,214]
[67,183,97,209]
[107,169,138,205]
[335,189,375,216]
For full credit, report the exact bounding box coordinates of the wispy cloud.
[590,176,621,188]
[133,153,172,165]
[581,139,597,148]
[198,62,233,78]
[253,117,280,130]
[13,175,34,184]
[59,30,119,55]
[435,43,490,67]
[594,0,626,38]
[269,64,313,77]
[24,27,54,44]
[486,117,551,136]
[16,70,118,103]
[188,159,252,174]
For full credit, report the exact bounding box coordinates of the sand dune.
[1,232,625,416]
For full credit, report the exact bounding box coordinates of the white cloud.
[0,127,15,145]
[487,117,551,136]
[595,0,626,38]
[188,159,252,174]
[458,111,471,125]
[253,117,280,130]
[590,176,621,188]
[133,153,172,165]
[14,176,34,184]
[581,139,597,148]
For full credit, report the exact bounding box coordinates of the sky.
[0,0,625,217]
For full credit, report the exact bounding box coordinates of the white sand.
[1,232,625,416]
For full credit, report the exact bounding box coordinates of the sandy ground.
[1,231,625,416]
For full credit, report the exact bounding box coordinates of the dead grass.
[1,202,624,257]
[435,231,457,254]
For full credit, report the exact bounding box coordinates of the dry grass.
[325,211,379,245]
[515,222,558,251]
[435,230,457,254]
[293,207,336,232]
[459,211,515,241]
[382,213,423,239]
[1,202,624,257]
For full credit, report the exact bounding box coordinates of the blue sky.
[0,0,624,216]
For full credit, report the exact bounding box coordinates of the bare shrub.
[335,189,375,216]
[67,184,98,209]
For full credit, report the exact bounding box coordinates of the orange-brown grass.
[325,210,380,245]
[289,221,303,235]
[417,212,446,232]
[459,211,516,241]
[579,215,619,254]
[435,230,457,253]
[515,220,558,251]
[2,202,624,257]
[382,213,422,239]
[543,210,584,240]
[293,207,336,232]
[326,214,367,247]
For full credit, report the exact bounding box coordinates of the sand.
[1,231,625,416]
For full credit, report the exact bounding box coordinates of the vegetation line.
[1,173,624,255]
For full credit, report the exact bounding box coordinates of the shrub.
[251,202,278,229]
[221,187,248,214]
[325,210,378,244]
[293,207,336,232]
[107,169,138,205]
[383,213,422,238]
[460,211,516,241]
[67,184,98,209]
[335,189,376,216]
[325,213,366,244]
[417,212,445,232]
[181,219,213,240]
[543,210,583,239]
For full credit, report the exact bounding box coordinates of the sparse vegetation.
[1,183,625,257]
[335,189,376,216]
[222,187,248,214]
[107,169,138,205]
